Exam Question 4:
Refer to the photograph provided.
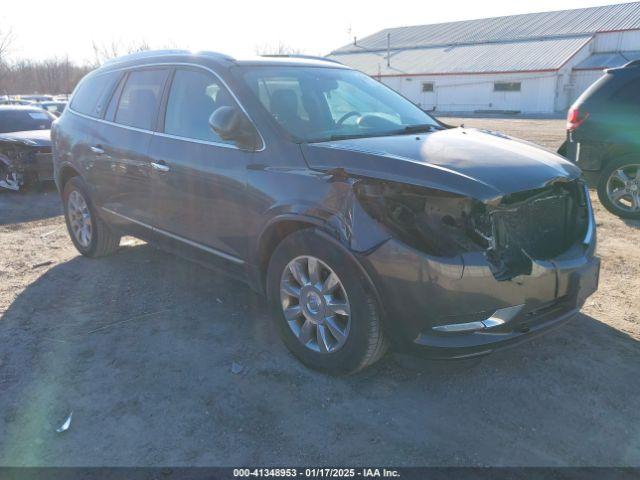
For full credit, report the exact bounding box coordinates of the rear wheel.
[266,229,387,374]
[597,156,640,219]
[63,177,121,257]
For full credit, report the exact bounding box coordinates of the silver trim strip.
[68,61,266,151]
[153,131,238,149]
[432,304,525,333]
[101,207,245,265]
[69,109,155,135]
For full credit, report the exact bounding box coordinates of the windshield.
[237,66,440,142]
[0,109,54,133]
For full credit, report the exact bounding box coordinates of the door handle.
[151,161,170,173]
[90,145,105,155]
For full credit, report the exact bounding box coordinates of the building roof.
[329,36,592,76]
[329,3,640,76]
[332,2,640,54]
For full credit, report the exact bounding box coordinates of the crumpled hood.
[0,129,51,147]
[301,127,581,203]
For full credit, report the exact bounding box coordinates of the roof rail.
[260,54,343,65]
[102,49,235,66]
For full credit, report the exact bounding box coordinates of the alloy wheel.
[67,190,93,248]
[606,163,640,213]
[280,255,351,354]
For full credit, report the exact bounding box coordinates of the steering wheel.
[336,111,362,126]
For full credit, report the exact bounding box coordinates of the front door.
[147,67,254,262]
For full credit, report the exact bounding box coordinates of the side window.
[494,82,521,92]
[70,71,120,118]
[114,69,169,130]
[254,76,311,123]
[611,79,640,106]
[422,82,434,92]
[164,69,234,143]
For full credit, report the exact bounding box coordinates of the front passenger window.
[164,69,235,144]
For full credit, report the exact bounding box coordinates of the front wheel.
[63,177,121,257]
[266,229,387,375]
[597,156,640,219]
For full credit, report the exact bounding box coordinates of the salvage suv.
[52,51,600,374]
[0,105,55,191]
[562,60,640,219]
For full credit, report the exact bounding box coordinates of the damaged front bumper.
[0,143,53,191]
[357,187,600,359]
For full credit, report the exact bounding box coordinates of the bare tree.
[254,42,305,56]
[0,35,189,96]
[1,58,91,95]
[0,25,14,93]
[91,39,151,66]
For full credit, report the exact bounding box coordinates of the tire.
[62,176,121,257]
[266,229,387,375]
[597,156,640,219]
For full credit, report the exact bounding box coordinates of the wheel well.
[59,165,80,189]
[258,219,317,290]
[603,145,640,165]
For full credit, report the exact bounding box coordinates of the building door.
[421,82,436,111]
[492,81,522,112]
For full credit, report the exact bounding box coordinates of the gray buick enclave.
[52,50,600,373]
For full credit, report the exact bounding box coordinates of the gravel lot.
[0,118,639,466]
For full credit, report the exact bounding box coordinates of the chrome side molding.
[101,207,245,265]
[583,183,595,246]
[432,304,525,333]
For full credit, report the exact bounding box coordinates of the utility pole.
[387,33,391,67]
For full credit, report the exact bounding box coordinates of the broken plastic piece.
[231,362,244,374]
[56,412,72,433]
[0,171,22,191]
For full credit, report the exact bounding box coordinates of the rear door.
[147,67,254,262]
[67,69,121,199]
[95,68,170,229]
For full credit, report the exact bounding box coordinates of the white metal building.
[328,3,640,114]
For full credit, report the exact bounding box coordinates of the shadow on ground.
[623,218,640,229]
[1,243,639,466]
[0,183,61,226]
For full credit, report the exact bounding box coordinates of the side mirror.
[209,106,260,150]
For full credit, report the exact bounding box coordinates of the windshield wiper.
[326,132,383,141]
[400,124,442,133]
[319,124,442,143]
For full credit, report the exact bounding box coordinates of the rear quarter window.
[573,73,612,109]
[610,77,640,105]
[70,71,121,118]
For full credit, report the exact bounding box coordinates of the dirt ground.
[0,118,639,466]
